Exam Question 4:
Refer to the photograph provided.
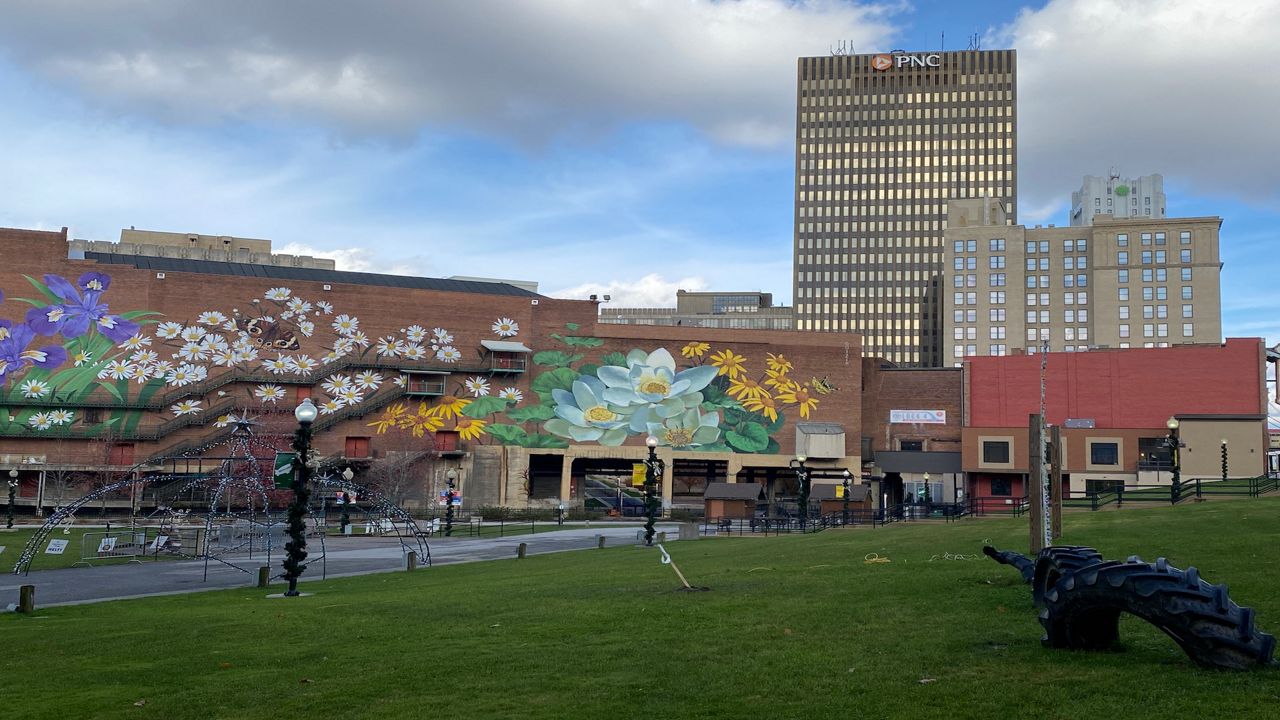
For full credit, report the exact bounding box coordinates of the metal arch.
[201,474,279,581]
[315,475,431,567]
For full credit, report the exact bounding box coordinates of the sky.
[0,0,1278,351]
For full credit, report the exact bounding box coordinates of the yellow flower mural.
[708,348,746,379]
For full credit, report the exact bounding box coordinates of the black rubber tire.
[1032,545,1104,608]
[1039,556,1276,670]
[983,545,1035,583]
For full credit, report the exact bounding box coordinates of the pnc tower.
[792,49,1017,366]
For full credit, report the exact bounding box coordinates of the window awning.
[481,340,532,353]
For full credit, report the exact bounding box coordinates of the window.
[1142,269,1153,282]
[954,257,965,270]
[1076,291,1088,305]
[1039,257,1050,271]
[990,238,1005,251]
[989,273,1006,286]
[953,310,964,323]
[1039,310,1050,323]
[953,292,964,307]
[1026,293,1037,306]
[966,257,977,270]
[1143,305,1154,319]
[1119,306,1130,319]
[1063,239,1075,252]
[1040,241,1049,253]
[1183,323,1194,337]
[1180,230,1191,244]
[1065,327,1075,341]
[953,327,964,340]
[989,255,1005,269]
[1181,267,1192,281]
[1182,304,1193,318]
[1141,251,1152,264]
[1077,256,1088,269]
[1090,442,1119,466]
[1155,250,1166,264]
[967,274,977,287]
[983,441,1011,464]
[1118,269,1128,283]
[1077,239,1088,251]
[1040,275,1050,288]
[1156,287,1167,301]
[1026,328,1037,341]
[1041,293,1050,305]
[1118,251,1128,265]
[1078,309,1088,322]
[1095,198,1101,206]
[1142,287,1154,301]
[1026,310,1037,323]
[990,308,1006,322]
[1180,249,1192,263]
[1064,275,1075,288]
[1064,309,1076,323]
[990,291,1006,304]
[967,292,977,305]
[953,240,965,253]
[900,440,923,452]
[1079,327,1088,340]
[1117,233,1128,247]
[966,310,976,323]
[1157,323,1168,337]
[967,240,977,252]
[1119,324,1130,338]
[1182,286,1193,300]
[1141,233,1152,245]
[966,327,977,340]
[345,436,371,459]
[1026,258,1037,271]
[1077,274,1087,287]
[967,344,977,355]
[1157,305,1167,319]
[1155,232,1166,245]
[990,344,1007,356]
[1064,257,1075,270]
[1155,268,1166,282]
[954,275,964,288]
[1118,288,1129,301]
[989,326,1006,339]
[954,345,964,358]
[1064,292,1074,305]
[1026,276,1037,289]
[1144,324,1154,337]
[1026,240,1037,253]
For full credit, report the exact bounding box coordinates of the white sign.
[890,410,947,425]
[0,545,6,555]
[97,537,118,554]
[46,539,69,555]
[872,53,941,71]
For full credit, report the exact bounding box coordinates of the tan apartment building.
[941,197,1222,362]
[67,227,337,269]
[793,49,1017,366]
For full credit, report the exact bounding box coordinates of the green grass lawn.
[2,527,175,571]
[4,500,1280,719]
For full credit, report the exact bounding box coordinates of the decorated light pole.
[282,398,318,596]
[1221,439,1229,483]
[643,436,664,546]
[790,454,810,527]
[444,469,458,537]
[6,469,17,529]
[339,467,354,535]
[841,469,852,526]
[1166,417,1182,502]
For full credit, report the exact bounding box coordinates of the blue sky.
[0,0,1277,349]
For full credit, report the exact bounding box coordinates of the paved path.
[1,523,682,610]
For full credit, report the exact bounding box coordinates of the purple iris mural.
[25,272,139,343]
[0,320,68,385]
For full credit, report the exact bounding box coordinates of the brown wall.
[860,359,962,454]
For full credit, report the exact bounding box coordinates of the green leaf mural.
[725,423,769,452]
[507,404,557,422]
[530,367,578,401]
[461,396,512,418]
[532,350,584,368]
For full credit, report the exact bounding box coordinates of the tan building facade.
[793,49,1017,367]
[942,198,1222,361]
[67,228,336,269]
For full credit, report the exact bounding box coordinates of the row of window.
[1116,231,1192,246]
[1118,287,1192,301]
[1118,323,1196,338]
[981,441,1119,467]
[1120,267,1194,282]
[1117,249,1192,265]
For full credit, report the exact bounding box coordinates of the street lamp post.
[444,469,458,537]
[1221,439,1229,483]
[643,436,664,546]
[7,469,18,529]
[841,469,852,526]
[282,398,318,596]
[1166,417,1182,502]
[557,502,565,527]
[790,455,810,527]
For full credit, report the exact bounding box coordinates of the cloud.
[550,274,709,307]
[276,242,379,273]
[0,0,901,147]
[993,0,1280,216]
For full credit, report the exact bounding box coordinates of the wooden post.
[406,551,418,571]
[1050,424,1063,540]
[1028,414,1046,554]
[597,535,605,549]
[517,542,527,559]
[18,584,35,614]
[256,565,270,588]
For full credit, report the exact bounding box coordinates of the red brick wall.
[965,339,1266,428]
[860,359,962,452]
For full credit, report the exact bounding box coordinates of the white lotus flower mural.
[544,376,632,445]
[595,348,719,432]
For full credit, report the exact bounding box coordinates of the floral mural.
[367,323,836,454]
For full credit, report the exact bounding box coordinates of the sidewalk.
[1,523,682,610]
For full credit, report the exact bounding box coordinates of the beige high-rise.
[942,198,1222,362]
[793,50,1017,366]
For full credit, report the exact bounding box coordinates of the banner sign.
[273,452,296,489]
[632,464,648,487]
[890,410,946,425]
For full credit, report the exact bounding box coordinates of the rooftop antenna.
[830,40,855,56]
[967,33,981,51]
[941,31,945,52]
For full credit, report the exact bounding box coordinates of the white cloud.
[993,0,1280,215]
[550,274,709,307]
[0,0,902,147]
[276,243,379,273]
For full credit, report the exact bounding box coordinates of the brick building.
[0,227,861,515]
[962,338,1270,499]
[859,359,962,504]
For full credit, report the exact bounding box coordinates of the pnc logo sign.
[871,53,942,71]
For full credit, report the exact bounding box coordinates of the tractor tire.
[1032,545,1104,608]
[982,545,1035,583]
[1039,556,1276,670]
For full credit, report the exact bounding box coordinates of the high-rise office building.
[793,49,1017,366]
[942,197,1221,361]
[1071,173,1166,226]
